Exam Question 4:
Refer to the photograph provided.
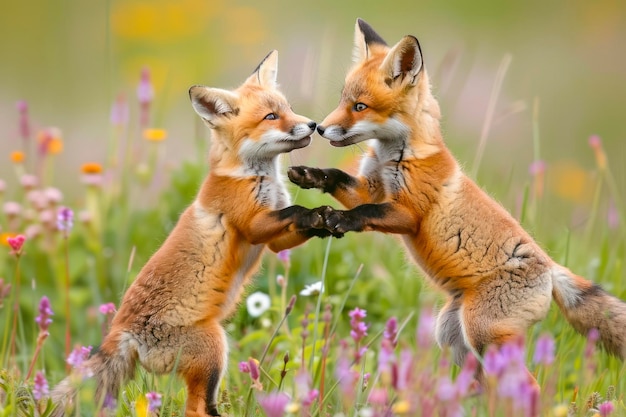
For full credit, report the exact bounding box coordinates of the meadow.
[1,3,626,415]
[1,61,625,417]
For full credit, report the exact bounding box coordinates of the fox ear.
[381,35,423,86]
[246,50,278,89]
[189,86,238,125]
[353,18,387,63]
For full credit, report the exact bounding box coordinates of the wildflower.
[585,328,600,359]
[4,201,22,217]
[256,391,290,417]
[146,391,162,412]
[456,353,478,396]
[246,291,271,317]
[552,404,569,417]
[285,294,296,314]
[7,234,26,255]
[81,162,103,175]
[247,357,262,390]
[588,134,607,170]
[607,200,619,230]
[110,94,129,126]
[300,281,323,296]
[35,296,53,333]
[416,308,435,348]
[349,307,368,344]
[238,361,251,373]
[276,274,285,288]
[57,206,74,233]
[383,316,398,347]
[20,174,39,189]
[533,333,555,365]
[277,249,290,264]
[81,162,104,186]
[37,128,63,155]
[44,187,63,205]
[67,345,92,375]
[0,179,5,193]
[99,302,116,315]
[10,151,25,164]
[391,399,411,414]
[598,401,614,416]
[143,128,167,142]
[33,371,49,400]
[137,67,154,128]
[529,160,546,198]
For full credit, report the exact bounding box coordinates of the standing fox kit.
[51,51,330,417]
[290,19,626,385]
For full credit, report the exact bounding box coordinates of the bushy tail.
[49,346,136,416]
[552,267,626,359]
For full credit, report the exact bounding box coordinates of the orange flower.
[37,127,63,155]
[10,151,25,163]
[81,162,103,175]
[48,138,63,155]
[0,232,18,247]
[143,128,167,142]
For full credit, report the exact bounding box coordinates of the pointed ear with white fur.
[189,85,238,125]
[245,50,278,89]
[381,35,423,86]
[352,18,388,63]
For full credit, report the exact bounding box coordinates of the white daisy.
[299,281,324,297]
[246,291,271,317]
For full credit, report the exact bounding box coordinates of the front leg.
[243,205,336,252]
[288,166,379,209]
[324,202,417,236]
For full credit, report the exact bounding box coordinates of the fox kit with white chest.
[289,19,626,388]
[51,50,331,417]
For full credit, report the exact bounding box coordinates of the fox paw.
[288,166,328,190]
[324,209,363,235]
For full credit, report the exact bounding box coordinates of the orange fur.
[290,19,626,396]
[50,51,330,417]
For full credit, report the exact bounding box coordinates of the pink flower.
[17,100,31,140]
[35,296,53,332]
[67,345,92,375]
[33,371,49,400]
[532,333,555,366]
[146,391,162,411]
[277,249,291,264]
[99,302,116,315]
[238,361,250,373]
[256,391,290,417]
[137,67,154,104]
[598,400,615,416]
[57,206,74,232]
[7,234,26,255]
[417,308,435,348]
[110,94,129,126]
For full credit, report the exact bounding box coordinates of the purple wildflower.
[137,67,154,128]
[146,391,162,412]
[256,391,290,417]
[528,160,546,176]
[239,361,250,373]
[35,296,53,332]
[33,371,49,400]
[455,353,478,396]
[417,309,435,348]
[57,206,74,232]
[383,316,398,347]
[598,401,615,417]
[532,333,555,366]
[67,345,92,371]
[585,328,600,359]
[277,249,291,264]
[349,307,368,344]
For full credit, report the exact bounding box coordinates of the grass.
[0,68,625,417]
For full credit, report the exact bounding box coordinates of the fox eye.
[353,102,368,112]
[264,113,278,120]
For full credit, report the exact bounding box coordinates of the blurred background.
[1,0,625,232]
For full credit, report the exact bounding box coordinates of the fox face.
[190,50,316,166]
[318,19,428,148]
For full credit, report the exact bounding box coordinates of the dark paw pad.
[288,166,327,190]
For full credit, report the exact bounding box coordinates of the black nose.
[307,121,317,130]
[317,125,325,135]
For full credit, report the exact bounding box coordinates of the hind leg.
[435,297,470,366]
[179,322,227,417]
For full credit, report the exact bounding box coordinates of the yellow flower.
[10,151,25,163]
[135,394,148,417]
[391,400,411,414]
[81,162,103,175]
[143,128,168,142]
[285,402,300,413]
[552,404,569,417]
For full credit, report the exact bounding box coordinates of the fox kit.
[289,19,626,387]
[51,50,330,417]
